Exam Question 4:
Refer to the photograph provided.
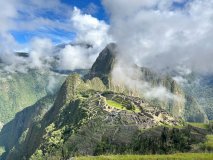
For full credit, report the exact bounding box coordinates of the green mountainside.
[0,69,65,125]
[0,44,212,159]
[2,74,212,160]
[0,44,89,126]
[182,74,213,120]
[85,43,208,123]
[0,95,55,157]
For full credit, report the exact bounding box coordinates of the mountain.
[2,74,210,160]
[0,44,90,126]
[0,69,61,125]
[0,95,55,159]
[84,43,116,86]
[0,44,212,160]
[182,74,213,120]
[85,43,208,123]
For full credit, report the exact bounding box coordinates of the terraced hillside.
[1,74,212,160]
[0,44,212,160]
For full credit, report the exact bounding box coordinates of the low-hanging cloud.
[59,7,111,71]
[111,59,182,102]
[103,0,213,75]
[29,38,54,69]
[0,1,111,73]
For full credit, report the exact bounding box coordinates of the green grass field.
[106,100,126,110]
[0,147,5,156]
[187,122,209,129]
[76,153,213,160]
[202,135,213,151]
[106,100,140,113]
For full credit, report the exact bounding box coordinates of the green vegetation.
[206,135,213,148]
[106,99,141,112]
[161,124,184,129]
[0,95,55,160]
[0,146,5,156]
[76,153,213,160]
[188,122,209,129]
[106,100,126,110]
[1,73,212,160]
[0,70,65,123]
[201,135,213,151]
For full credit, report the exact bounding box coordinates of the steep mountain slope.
[85,43,208,123]
[2,74,211,160]
[0,69,65,125]
[183,74,213,120]
[84,43,116,86]
[2,44,211,160]
[0,95,55,159]
[0,43,90,126]
[0,43,211,160]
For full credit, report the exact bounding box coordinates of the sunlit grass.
[106,100,126,110]
[0,147,5,156]
[203,135,213,150]
[134,107,141,113]
[106,100,141,113]
[187,122,209,129]
[76,153,213,160]
[161,124,184,129]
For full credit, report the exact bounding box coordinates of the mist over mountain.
[0,0,213,159]
[0,43,212,160]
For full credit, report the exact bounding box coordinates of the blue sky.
[2,0,213,74]
[8,0,191,46]
[9,0,191,45]
[10,0,108,45]
[62,0,108,20]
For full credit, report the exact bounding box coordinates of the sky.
[9,0,108,45]
[0,0,111,71]
[1,0,213,77]
[1,0,213,103]
[0,0,190,47]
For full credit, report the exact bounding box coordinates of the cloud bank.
[0,1,111,72]
[103,0,213,75]
[59,7,111,70]
[111,59,182,101]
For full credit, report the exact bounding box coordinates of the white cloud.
[47,74,62,94]
[0,1,111,72]
[59,45,90,70]
[173,76,188,85]
[71,7,110,47]
[29,38,54,69]
[0,0,71,64]
[58,7,111,71]
[111,59,181,101]
[103,0,213,75]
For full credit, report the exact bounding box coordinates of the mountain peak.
[90,43,117,74]
[84,43,117,85]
